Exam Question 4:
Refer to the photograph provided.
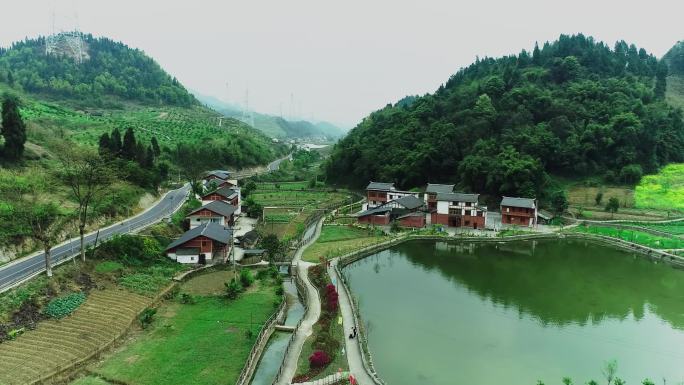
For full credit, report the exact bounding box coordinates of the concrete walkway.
[274,218,324,385]
[329,262,378,385]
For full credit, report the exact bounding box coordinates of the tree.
[174,144,206,195]
[605,197,620,218]
[59,147,113,262]
[602,360,617,385]
[22,202,67,278]
[109,128,122,156]
[561,378,573,385]
[242,181,257,198]
[150,136,161,156]
[654,60,668,99]
[1,94,27,161]
[261,234,284,262]
[121,127,137,160]
[550,190,569,216]
[144,145,155,168]
[619,164,643,185]
[595,191,603,206]
[98,133,111,157]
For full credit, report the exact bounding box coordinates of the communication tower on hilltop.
[45,4,86,63]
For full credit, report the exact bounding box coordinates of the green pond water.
[341,239,684,385]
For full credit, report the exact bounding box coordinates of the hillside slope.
[325,34,684,198]
[0,34,285,260]
[197,93,346,140]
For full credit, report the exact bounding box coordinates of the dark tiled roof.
[188,200,237,218]
[202,186,238,200]
[205,170,231,180]
[243,249,266,255]
[240,230,259,242]
[356,206,392,217]
[366,182,395,191]
[426,184,455,194]
[394,195,424,210]
[166,222,232,250]
[436,192,479,203]
[397,212,425,219]
[501,196,536,209]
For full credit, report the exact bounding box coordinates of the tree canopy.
[324,34,684,198]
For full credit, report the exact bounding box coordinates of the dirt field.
[0,289,151,385]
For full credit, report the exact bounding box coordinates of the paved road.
[0,184,191,293]
[268,153,292,171]
[0,154,289,293]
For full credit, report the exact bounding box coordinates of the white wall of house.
[188,215,226,229]
[235,188,242,215]
[436,201,450,215]
[166,251,212,264]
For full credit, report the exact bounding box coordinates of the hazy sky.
[1,0,683,127]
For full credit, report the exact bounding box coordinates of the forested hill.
[0,33,196,107]
[324,34,684,198]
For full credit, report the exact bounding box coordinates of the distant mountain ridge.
[195,92,346,140]
[0,32,196,107]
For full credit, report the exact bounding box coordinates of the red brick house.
[165,222,232,264]
[424,183,455,211]
[187,200,237,229]
[500,196,537,227]
[365,182,418,209]
[431,192,487,229]
[358,195,426,227]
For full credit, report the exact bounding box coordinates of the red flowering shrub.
[309,350,331,368]
[325,284,339,312]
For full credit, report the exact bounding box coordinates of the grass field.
[567,184,635,208]
[0,289,152,385]
[88,271,279,385]
[620,221,684,236]
[635,164,684,212]
[302,226,386,263]
[573,225,684,249]
[250,190,351,209]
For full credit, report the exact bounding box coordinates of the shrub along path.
[0,288,151,385]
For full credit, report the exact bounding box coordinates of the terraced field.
[0,289,152,385]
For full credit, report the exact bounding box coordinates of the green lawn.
[573,225,684,249]
[635,164,684,212]
[90,278,279,385]
[302,226,387,263]
[71,376,113,385]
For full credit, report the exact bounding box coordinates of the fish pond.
[342,239,684,385]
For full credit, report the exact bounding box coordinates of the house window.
[506,207,510,213]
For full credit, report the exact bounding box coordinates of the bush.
[308,350,331,368]
[139,308,157,329]
[43,292,86,319]
[244,329,254,339]
[225,279,243,300]
[179,293,195,304]
[94,261,124,274]
[97,234,163,265]
[275,286,284,296]
[240,269,254,288]
[620,164,643,184]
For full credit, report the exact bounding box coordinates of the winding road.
[0,184,191,293]
[0,154,291,294]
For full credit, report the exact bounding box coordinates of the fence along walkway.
[272,218,324,385]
